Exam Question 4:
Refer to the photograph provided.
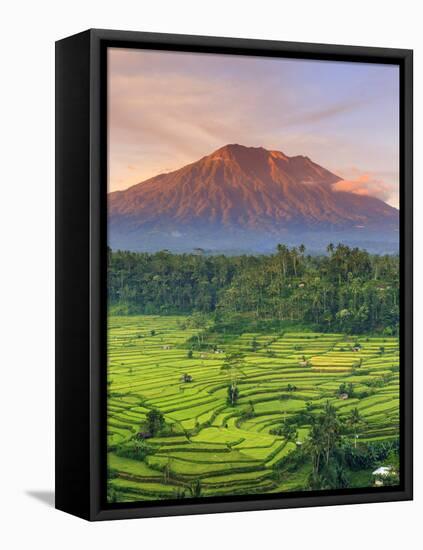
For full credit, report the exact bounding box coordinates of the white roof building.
[372,466,393,477]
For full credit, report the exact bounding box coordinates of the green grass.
[107,315,399,502]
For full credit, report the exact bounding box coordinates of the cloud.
[283,99,366,127]
[333,174,393,202]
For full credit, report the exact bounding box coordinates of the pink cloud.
[333,173,392,202]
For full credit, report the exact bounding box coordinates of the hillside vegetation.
[108,244,399,335]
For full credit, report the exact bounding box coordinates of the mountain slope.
[108,144,399,253]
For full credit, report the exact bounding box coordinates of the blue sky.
[108,48,399,207]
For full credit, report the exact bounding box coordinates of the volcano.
[108,144,399,254]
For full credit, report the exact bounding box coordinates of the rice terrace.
[106,245,400,503]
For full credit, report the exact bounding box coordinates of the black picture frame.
[55,28,413,521]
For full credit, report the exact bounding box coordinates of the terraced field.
[107,315,399,502]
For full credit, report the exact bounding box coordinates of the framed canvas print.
[55,29,413,521]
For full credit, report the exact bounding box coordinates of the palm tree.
[308,421,325,478]
[276,244,289,278]
[191,480,202,498]
[321,401,340,465]
[348,407,362,448]
[227,382,239,406]
[282,421,298,443]
[291,247,298,276]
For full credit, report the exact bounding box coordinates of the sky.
[108,47,399,208]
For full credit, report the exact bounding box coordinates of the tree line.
[108,243,399,334]
[272,402,399,490]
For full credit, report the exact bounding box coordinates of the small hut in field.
[372,466,395,487]
[372,466,393,477]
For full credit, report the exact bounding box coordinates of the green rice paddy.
[107,315,399,502]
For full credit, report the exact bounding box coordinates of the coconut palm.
[348,407,362,448]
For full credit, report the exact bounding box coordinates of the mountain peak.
[207,144,293,178]
[108,143,398,254]
[210,143,285,159]
[214,143,263,152]
[210,143,266,159]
